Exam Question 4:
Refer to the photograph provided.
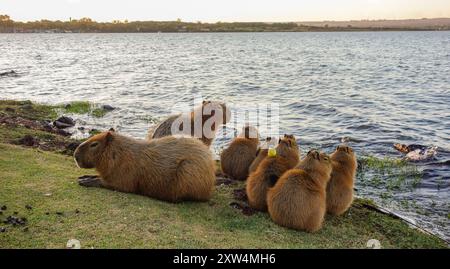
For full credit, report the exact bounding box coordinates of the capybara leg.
[78,175,104,188]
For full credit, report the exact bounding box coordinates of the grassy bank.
[0,100,447,248]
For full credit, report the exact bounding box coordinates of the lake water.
[1,32,449,242]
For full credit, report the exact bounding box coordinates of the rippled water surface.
[1,32,449,241]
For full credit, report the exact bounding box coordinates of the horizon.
[1,0,450,23]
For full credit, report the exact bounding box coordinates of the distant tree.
[0,14,12,22]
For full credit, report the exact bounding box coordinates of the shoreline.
[2,29,450,34]
[0,99,447,248]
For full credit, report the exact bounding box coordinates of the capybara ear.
[109,128,115,132]
[105,131,114,144]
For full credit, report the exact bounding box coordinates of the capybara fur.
[246,135,300,211]
[74,131,216,202]
[248,137,273,174]
[147,100,231,147]
[220,126,259,180]
[267,150,332,232]
[326,145,357,216]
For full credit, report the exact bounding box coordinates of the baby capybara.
[220,126,259,181]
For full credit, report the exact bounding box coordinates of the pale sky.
[1,0,450,22]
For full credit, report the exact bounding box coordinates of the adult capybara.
[74,131,216,202]
[267,150,332,232]
[147,100,231,147]
[246,135,300,211]
[326,145,357,216]
[220,126,259,180]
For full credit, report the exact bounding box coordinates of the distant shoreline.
[1,17,449,33]
[2,29,450,34]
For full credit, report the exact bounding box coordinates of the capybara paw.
[78,175,103,188]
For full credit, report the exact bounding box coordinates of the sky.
[1,0,450,22]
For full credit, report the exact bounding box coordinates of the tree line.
[1,15,446,33]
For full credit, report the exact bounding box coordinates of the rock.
[17,135,39,147]
[66,142,80,151]
[0,70,18,77]
[55,129,71,136]
[4,215,27,226]
[53,116,75,129]
[25,205,32,210]
[0,227,6,232]
[101,105,115,111]
[56,212,64,216]
[0,205,6,211]
[5,107,15,113]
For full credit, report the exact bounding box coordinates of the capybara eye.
[90,142,99,148]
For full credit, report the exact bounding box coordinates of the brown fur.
[246,135,300,211]
[147,101,231,147]
[248,137,273,174]
[267,150,332,232]
[74,131,216,202]
[220,126,259,181]
[326,145,357,216]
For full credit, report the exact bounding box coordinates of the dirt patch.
[12,134,80,156]
[216,176,236,186]
[229,202,256,216]
[233,188,248,202]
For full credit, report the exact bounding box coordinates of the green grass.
[0,100,57,120]
[358,155,423,191]
[57,101,110,118]
[0,143,446,249]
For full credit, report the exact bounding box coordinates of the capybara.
[248,137,274,174]
[326,145,357,215]
[267,150,332,232]
[74,131,216,202]
[246,135,300,211]
[147,100,231,147]
[220,126,259,180]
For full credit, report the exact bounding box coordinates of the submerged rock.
[0,70,18,77]
[101,105,115,111]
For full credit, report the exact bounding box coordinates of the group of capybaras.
[74,101,357,233]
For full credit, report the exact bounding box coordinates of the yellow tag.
[268,148,277,157]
